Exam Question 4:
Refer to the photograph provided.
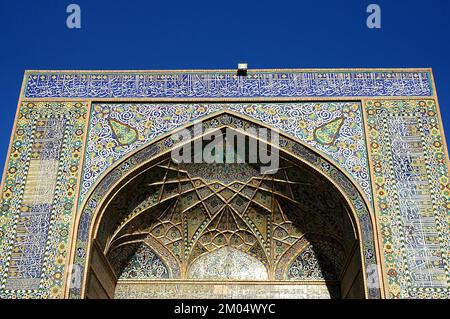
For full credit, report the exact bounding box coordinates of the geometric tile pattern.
[99,155,356,288]
[365,99,450,299]
[24,70,433,98]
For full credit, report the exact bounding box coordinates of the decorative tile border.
[365,99,450,299]
[114,281,340,299]
[24,70,433,99]
[0,102,88,298]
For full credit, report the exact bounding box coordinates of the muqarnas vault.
[0,69,449,299]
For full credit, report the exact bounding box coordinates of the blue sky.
[0,0,449,171]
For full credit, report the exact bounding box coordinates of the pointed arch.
[66,111,383,299]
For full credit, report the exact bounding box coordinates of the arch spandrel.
[79,102,372,207]
[69,112,382,299]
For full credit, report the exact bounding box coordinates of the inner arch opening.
[84,127,366,299]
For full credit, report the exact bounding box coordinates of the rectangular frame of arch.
[0,69,448,299]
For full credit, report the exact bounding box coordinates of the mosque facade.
[0,68,448,299]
